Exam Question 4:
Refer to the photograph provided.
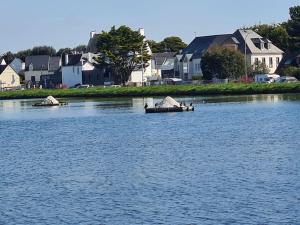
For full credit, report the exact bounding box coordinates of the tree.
[1,52,15,64]
[249,24,290,52]
[160,37,187,53]
[248,62,270,76]
[56,48,73,56]
[285,6,300,51]
[281,66,300,80]
[147,40,162,53]
[201,46,245,80]
[73,45,87,53]
[96,25,151,85]
[15,49,32,61]
[31,46,56,56]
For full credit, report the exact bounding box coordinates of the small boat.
[145,97,194,114]
[33,96,68,107]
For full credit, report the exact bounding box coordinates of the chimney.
[0,59,6,65]
[90,31,96,39]
[65,54,69,66]
[139,28,145,36]
[88,53,92,62]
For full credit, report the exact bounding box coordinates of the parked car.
[255,74,280,84]
[277,76,298,83]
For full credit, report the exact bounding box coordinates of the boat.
[145,97,194,113]
[33,96,68,107]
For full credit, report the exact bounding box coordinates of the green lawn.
[1,83,300,100]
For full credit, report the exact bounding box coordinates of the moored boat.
[33,96,68,107]
[145,97,194,113]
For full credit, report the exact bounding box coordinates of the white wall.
[0,66,20,88]
[250,54,282,74]
[62,66,82,87]
[25,71,54,82]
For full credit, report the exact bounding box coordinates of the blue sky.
[0,0,299,53]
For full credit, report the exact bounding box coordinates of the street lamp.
[243,30,251,82]
[141,42,145,87]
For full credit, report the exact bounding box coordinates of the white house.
[175,29,284,80]
[61,53,97,87]
[235,29,284,74]
[0,60,21,89]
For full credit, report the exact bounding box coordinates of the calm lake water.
[0,94,300,225]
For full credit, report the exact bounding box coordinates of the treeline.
[1,45,87,64]
[247,6,300,52]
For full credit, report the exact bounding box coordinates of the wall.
[0,66,21,88]
[25,71,54,82]
[62,66,82,87]
[250,54,283,74]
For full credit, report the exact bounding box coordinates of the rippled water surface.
[0,94,300,225]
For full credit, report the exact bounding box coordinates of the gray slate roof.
[49,57,61,72]
[25,55,50,71]
[232,29,284,54]
[0,65,8,74]
[181,34,234,61]
[152,52,176,70]
[87,35,100,53]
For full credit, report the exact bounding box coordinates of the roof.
[152,52,176,69]
[87,34,100,53]
[161,58,175,71]
[25,55,50,71]
[181,34,233,61]
[49,57,61,72]
[0,65,8,74]
[232,29,284,54]
[66,54,83,66]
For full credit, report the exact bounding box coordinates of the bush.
[201,46,245,80]
[281,66,300,79]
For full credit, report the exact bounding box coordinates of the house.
[61,53,112,87]
[175,29,284,80]
[0,60,21,90]
[87,28,153,86]
[24,55,61,86]
[151,52,176,79]
[233,29,284,74]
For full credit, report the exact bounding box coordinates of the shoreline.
[1,83,300,100]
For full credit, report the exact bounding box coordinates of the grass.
[1,83,300,100]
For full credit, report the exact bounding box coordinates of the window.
[77,67,80,75]
[269,57,273,68]
[276,57,280,66]
[255,58,259,65]
[262,58,266,65]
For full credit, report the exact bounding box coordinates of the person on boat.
[144,103,148,109]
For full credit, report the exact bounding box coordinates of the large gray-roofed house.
[175,29,284,80]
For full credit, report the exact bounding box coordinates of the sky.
[0,0,299,53]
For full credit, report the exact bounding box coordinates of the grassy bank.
[1,83,300,100]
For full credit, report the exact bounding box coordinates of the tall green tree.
[96,25,151,85]
[73,45,87,53]
[148,37,187,53]
[285,5,300,51]
[31,46,56,56]
[201,46,245,80]
[160,37,187,53]
[249,24,290,52]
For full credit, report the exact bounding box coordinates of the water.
[0,95,300,225]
